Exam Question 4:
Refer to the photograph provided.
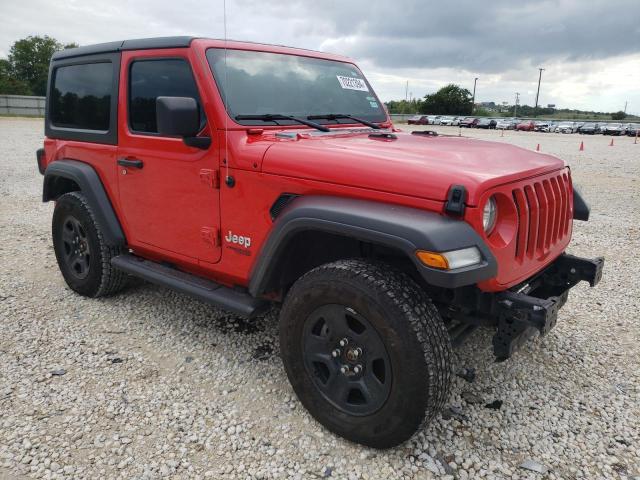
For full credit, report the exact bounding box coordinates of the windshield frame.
[205,47,389,129]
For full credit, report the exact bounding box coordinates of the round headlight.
[483,196,497,234]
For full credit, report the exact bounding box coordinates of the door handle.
[117,158,143,169]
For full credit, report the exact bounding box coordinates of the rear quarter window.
[50,62,113,130]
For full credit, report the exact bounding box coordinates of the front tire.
[279,259,452,448]
[52,192,126,297]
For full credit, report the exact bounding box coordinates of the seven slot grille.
[512,172,572,261]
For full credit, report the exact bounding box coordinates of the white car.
[496,119,516,130]
[555,122,577,133]
[439,116,455,125]
[427,115,442,125]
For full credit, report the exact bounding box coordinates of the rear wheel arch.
[43,160,125,246]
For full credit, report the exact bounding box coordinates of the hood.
[261,129,565,205]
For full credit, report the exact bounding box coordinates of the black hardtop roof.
[51,36,332,61]
[52,36,196,60]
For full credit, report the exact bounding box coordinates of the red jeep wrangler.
[37,37,603,448]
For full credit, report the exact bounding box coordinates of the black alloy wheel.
[279,259,453,448]
[60,215,92,279]
[302,304,391,416]
[52,192,126,297]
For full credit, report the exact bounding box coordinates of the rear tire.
[279,259,452,448]
[52,192,126,297]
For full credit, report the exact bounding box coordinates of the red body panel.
[42,39,574,293]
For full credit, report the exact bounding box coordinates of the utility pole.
[534,68,544,117]
[514,92,520,117]
[405,80,409,102]
[624,101,628,113]
[471,77,478,114]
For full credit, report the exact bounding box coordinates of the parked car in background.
[451,116,464,126]
[534,121,551,132]
[427,115,442,125]
[407,115,429,125]
[476,118,497,129]
[496,119,516,130]
[460,117,479,128]
[516,120,536,131]
[541,122,556,132]
[625,124,640,136]
[439,116,455,125]
[602,123,625,135]
[556,122,577,134]
[579,123,599,135]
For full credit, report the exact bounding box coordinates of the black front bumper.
[492,254,604,360]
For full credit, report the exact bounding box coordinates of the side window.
[50,62,112,130]
[129,59,204,134]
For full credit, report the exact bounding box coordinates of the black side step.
[111,254,269,318]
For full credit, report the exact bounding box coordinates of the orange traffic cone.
[579,141,584,151]
[536,144,540,151]
[609,138,614,146]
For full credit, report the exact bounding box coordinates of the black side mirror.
[156,96,210,149]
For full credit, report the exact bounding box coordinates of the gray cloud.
[276,0,640,73]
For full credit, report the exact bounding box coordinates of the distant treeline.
[385,85,634,121]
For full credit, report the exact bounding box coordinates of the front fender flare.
[249,196,497,295]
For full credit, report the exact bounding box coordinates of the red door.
[116,50,221,264]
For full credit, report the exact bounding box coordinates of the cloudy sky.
[2,0,639,114]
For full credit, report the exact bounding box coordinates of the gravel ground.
[0,117,638,480]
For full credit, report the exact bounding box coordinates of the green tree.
[419,84,473,115]
[0,59,31,95]
[2,36,77,95]
[385,99,423,114]
[611,111,627,120]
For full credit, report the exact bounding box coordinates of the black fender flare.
[572,185,590,221]
[43,159,125,246]
[249,196,497,295]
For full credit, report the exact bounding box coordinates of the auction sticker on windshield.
[336,75,369,92]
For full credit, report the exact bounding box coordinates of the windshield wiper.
[307,113,381,129]
[235,114,329,132]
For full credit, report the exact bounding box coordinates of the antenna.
[223,0,230,183]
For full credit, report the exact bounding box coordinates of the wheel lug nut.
[339,338,349,347]
[353,365,362,374]
[331,349,341,358]
[340,365,349,375]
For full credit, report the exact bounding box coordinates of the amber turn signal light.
[416,250,449,270]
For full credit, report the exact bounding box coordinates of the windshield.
[206,48,387,126]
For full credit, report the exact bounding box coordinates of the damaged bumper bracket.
[492,254,604,360]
